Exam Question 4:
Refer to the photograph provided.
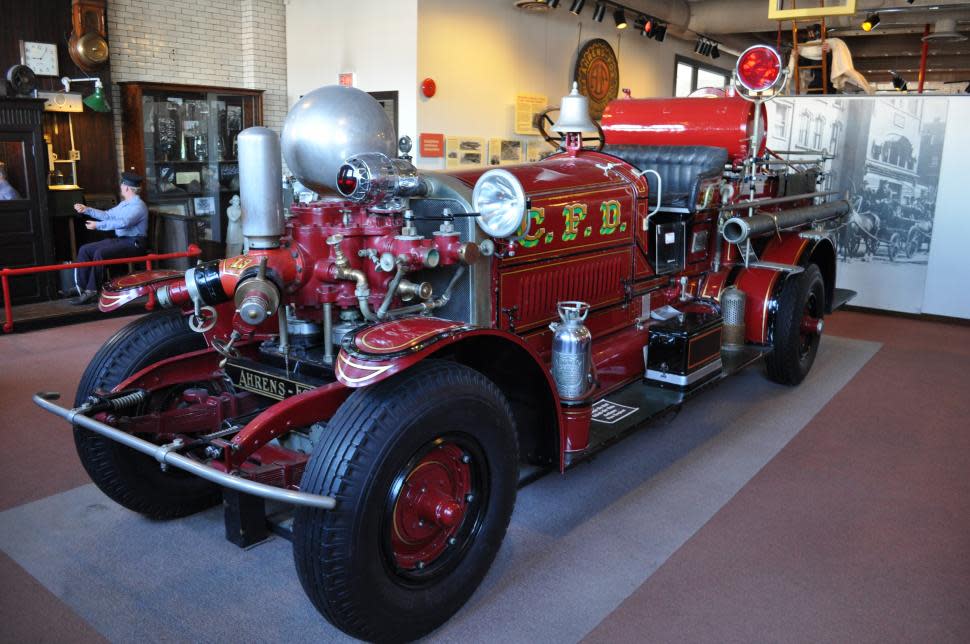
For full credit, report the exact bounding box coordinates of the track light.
[652,22,666,41]
[862,12,880,32]
[569,0,585,14]
[711,43,720,59]
[695,39,704,53]
[641,16,655,37]
[546,0,560,8]
[592,2,605,22]
[613,8,627,29]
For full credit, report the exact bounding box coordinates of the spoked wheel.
[73,310,221,518]
[765,264,825,386]
[293,360,518,642]
[889,232,902,262]
[535,106,605,152]
[906,228,921,257]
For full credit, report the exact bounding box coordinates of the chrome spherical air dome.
[281,85,396,195]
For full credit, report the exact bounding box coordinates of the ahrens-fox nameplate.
[225,362,317,400]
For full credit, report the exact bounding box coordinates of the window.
[812,116,825,150]
[829,121,842,153]
[797,111,812,147]
[773,103,790,138]
[673,56,730,96]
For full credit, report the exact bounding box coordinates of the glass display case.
[119,82,263,258]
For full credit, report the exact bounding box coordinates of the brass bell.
[551,82,598,133]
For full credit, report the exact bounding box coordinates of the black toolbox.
[645,311,723,389]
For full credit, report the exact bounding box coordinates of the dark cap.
[121,171,143,187]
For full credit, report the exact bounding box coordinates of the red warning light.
[736,46,782,93]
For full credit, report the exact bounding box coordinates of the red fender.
[337,317,569,468]
[98,269,184,312]
[734,234,811,344]
[733,233,815,344]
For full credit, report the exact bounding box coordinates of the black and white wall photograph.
[767,96,949,314]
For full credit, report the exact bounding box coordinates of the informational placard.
[419,133,445,158]
[338,72,356,87]
[488,138,524,166]
[515,93,547,136]
[445,136,485,169]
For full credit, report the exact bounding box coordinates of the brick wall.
[107,0,288,173]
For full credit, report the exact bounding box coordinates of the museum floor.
[0,310,967,643]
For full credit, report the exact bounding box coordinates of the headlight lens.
[472,169,527,238]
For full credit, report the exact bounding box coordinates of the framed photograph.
[489,138,524,166]
[445,136,485,169]
[152,200,190,217]
[193,196,216,216]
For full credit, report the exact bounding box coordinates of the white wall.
[922,99,970,319]
[108,0,288,173]
[415,0,734,168]
[285,0,419,142]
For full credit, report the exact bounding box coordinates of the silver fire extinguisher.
[550,301,592,399]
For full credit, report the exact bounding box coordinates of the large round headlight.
[472,169,527,238]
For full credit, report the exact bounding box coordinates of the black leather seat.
[603,145,728,212]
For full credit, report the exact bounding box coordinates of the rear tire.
[293,360,518,642]
[765,264,825,386]
[73,310,221,519]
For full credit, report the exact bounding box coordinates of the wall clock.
[20,41,59,77]
[68,0,110,72]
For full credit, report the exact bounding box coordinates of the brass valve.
[234,256,280,326]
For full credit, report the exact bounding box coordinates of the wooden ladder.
[780,1,830,94]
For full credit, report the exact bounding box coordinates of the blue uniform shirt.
[86,195,149,237]
[0,179,20,200]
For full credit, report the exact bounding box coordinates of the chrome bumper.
[33,392,336,510]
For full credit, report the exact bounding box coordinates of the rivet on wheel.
[418,519,425,527]
[415,561,425,570]
[465,493,475,502]
[448,537,457,546]
[461,454,471,463]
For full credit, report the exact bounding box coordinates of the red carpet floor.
[585,312,970,643]
[0,311,967,642]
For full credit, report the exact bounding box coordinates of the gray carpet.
[0,336,880,643]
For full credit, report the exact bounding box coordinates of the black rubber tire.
[765,264,825,386]
[293,360,518,642]
[73,310,221,519]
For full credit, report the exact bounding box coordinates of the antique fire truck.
[37,46,853,641]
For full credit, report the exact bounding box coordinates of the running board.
[830,287,857,312]
[564,345,768,468]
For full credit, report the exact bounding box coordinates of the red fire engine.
[37,46,853,641]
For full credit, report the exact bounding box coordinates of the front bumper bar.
[33,392,336,510]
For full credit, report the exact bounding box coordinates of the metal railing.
[1,244,202,333]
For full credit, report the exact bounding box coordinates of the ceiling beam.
[855,53,970,71]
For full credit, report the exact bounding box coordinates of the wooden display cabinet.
[119,82,263,259]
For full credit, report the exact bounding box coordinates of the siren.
[735,45,784,94]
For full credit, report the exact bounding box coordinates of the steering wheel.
[535,107,605,153]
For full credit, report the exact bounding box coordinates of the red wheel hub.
[390,442,472,570]
[800,315,823,336]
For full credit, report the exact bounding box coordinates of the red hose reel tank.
[601,96,767,162]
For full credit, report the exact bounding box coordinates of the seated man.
[0,162,21,200]
[71,171,149,304]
